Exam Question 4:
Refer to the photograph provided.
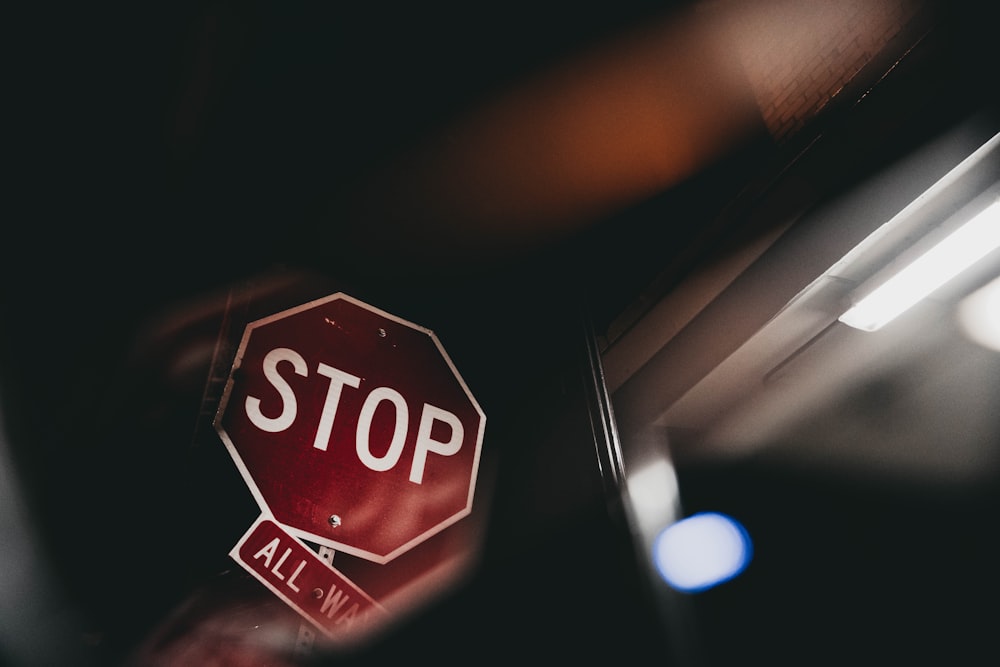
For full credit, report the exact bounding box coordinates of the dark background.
[4,1,999,665]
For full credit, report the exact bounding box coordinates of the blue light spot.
[652,512,752,593]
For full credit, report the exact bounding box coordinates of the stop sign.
[215,292,486,564]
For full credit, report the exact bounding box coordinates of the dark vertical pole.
[579,303,703,667]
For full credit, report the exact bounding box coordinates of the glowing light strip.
[839,199,1000,331]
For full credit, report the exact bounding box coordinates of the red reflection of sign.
[215,292,486,564]
[231,517,388,643]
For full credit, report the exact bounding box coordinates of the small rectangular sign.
[230,516,389,643]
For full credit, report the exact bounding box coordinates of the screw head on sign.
[328,514,342,528]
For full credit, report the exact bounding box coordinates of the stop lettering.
[215,292,486,564]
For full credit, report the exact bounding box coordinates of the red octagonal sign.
[215,292,486,564]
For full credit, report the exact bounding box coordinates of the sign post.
[214,292,486,645]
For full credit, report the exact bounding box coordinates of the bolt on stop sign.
[215,292,486,564]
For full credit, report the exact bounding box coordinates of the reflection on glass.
[958,273,1000,352]
[652,512,752,593]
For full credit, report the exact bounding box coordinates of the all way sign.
[231,516,388,642]
[214,291,487,645]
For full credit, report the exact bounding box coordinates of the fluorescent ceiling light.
[839,198,1000,332]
